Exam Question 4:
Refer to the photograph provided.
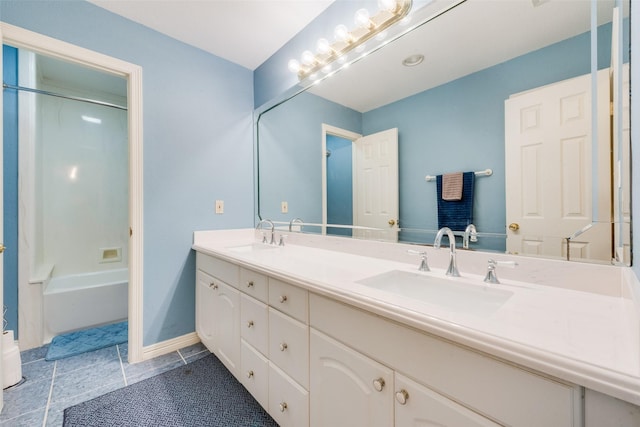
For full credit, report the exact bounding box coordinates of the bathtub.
[43,268,128,343]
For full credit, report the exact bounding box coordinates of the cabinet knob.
[279,402,288,412]
[247,281,254,288]
[209,282,218,290]
[279,295,288,303]
[395,389,409,405]
[247,370,254,379]
[247,320,254,328]
[372,378,385,392]
[279,342,288,352]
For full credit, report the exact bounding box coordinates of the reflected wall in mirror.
[257,0,631,265]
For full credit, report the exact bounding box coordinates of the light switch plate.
[215,200,224,214]
[281,201,288,213]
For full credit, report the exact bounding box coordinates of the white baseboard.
[139,332,200,362]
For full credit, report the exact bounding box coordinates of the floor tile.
[51,358,124,404]
[184,348,211,364]
[54,346,119,376]
[47,380,125,427]
[0,377,51,420]
[178,342,208,359]
[122,350,182,380]
[22,358,55,383]
[20,345,49,364]
[125,358,185,385]
[0,408,45,426]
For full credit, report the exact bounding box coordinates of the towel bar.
[425,168,492,182]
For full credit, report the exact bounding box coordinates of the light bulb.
[317,38,332,55]
[377,0,398,12]
[288,59,301,73]
[334,24,350,43]
[354,8,372,28]
[301,50,316,66]
[322,64,332,74]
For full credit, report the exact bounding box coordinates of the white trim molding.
[0,22,144,363]
[142,332,200,361]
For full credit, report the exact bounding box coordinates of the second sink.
[357,270,514,316]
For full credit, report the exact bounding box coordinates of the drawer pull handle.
[279,295,288,303]
[209,282,218,290]
[372,378,385,392]
[247,370,254,379]
[395,389,409,405]
[247,281,254,288]
[279,402,288,412]
[247,320,254,328]
[280,342,288,352]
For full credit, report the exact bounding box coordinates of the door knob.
[0,244,5,253]
[508,223,520,232]
[388,219,396,226]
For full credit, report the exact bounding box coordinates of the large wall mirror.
[257,0,631,265]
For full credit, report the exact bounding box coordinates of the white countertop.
[193,228,640,406]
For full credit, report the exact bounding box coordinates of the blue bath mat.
[45,321,128,361]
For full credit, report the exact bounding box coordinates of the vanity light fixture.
[289,0,412,81]
[402,53,424,67]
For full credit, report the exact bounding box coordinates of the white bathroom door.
[505,70,611,261]
[353,128,399,242]
[0,28,5,410]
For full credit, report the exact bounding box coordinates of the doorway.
[0,23,144,369]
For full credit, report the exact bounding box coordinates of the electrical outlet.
[281,201,288,213]
[215,200,224,214]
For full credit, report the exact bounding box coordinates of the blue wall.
[2,46,18,333]
[326,135,353,237]
[257,91,361,223]
[1,1,255,346]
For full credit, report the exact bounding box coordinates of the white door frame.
[321,124,362,235]
[0,23,144,363]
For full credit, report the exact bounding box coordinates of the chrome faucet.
[407,249,430,271]
[289,217,303,232]
[256,219,275,245]
[483,259,518,284]
[434,227,460,277]
[463,224,478,249]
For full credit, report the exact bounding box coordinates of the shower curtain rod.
[2,83,127,111]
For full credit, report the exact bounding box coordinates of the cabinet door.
[212,280,241,378]
[195,270,216,350]
[310,329,393,427]
[395,374,500,427]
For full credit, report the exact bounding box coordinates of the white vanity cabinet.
[394,374,501,426]
[309,293,583,427]
[310,329,394,427]
[195,253,241,378]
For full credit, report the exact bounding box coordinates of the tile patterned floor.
[0,342,211,426]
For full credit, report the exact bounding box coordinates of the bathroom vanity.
[193,229,640,427]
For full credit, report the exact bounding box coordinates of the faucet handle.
[484,259,518,284]
[407,249,430,272]
[278,234,287,246]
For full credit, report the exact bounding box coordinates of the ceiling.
[88,0,336,70]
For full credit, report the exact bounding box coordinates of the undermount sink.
[227,243,280,253]
[357,270,513,315]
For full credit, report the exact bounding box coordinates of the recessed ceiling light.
[402,54,424,67]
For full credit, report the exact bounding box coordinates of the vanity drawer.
[269,362,309,427]
[269,278,308,322]
[240,293,268,355]
[241,339,269,411]
[269,307,309,389]
[196,252,239,287]
[240,268,268,303]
